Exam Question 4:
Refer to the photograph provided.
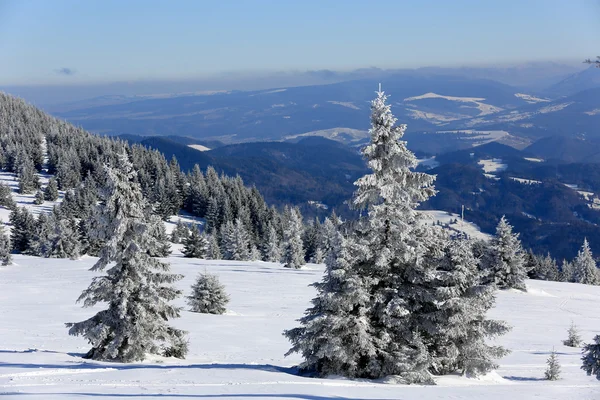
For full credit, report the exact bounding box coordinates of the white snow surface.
[1,255,599,399]
[524,157,544,163]
[514,93,551,104]
[188,144,211,152]
[478,159,507,174]
[0,171,64,226]
[417,156,440,169]
[420,210,491,241]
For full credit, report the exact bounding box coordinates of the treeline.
[0,92,335,265]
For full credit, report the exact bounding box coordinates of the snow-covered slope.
[0,254,598,399]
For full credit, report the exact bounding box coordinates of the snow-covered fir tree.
[563,321,582,347]
[17,154,39,194]
[0,222,12,266]
[46,216,81,259]
[488,217,527,291]
[532,253,559,281]
[147,214,172,257]
[33,190,44,205]
[44,177,59,201]
[284,229,375,378]
[0,182,15,210]
[187,273,229,314]
[9,207,36,253]
[182,224,208,259]
[263,224,282,262]
[66,153,187,362]
[545,350,561,380]
[581,335,600,380]
[426,235,510,376]
[572,239,599,285]
[249,244,261,261]
[220,218,250,261]
[206,233,222,260]
[560,259,574,283]
[282,206,305,269]
[170,219,189,244]
[285,90,509,383]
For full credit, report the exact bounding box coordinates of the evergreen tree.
[0,223,12,266]
[205,197,220,233]
[147,214,172,257]
[559,259,574,283]
[17,155,39,194]
[9,207,35,253]
[346,89,438,382]
[28,212,53,256]
[33,190,44,205]
[581,335,600,380]
[563,321,582,347]
[66,154,187,362]
[532,253,559,281]
[285,90,508,382]
[427,236,510,376]
[489,217,527,291]
[284,231,375,378]
[544,350,561,381]
[206,233,222,260]
[170,219,189,244]
[282,207,305,269]
[573,239,599,285]
[47,216,81,259]
[187,273,230,314]
[263,224,282,262]
[44,177,59,201]
[182,224,208,259]
[220,218,250,261]
[0,183,15,210]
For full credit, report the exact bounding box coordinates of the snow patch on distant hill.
[514,93,551,104]
[327,101,360,110]
[285,127,369,144]
[524,157,544,162]
[403,92,503,116]
[436,130,509,147]
[478,159,507,174]
[539,102,574,114]
[188,144,211,152]
[420,210,491,241]
[417,156,440,169]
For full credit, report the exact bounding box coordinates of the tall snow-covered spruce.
[282,206,305,269]
[284,89,508,383]
[66,153,188,362]
[488,217,527,291]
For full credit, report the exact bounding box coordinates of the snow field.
[0,255,599,399]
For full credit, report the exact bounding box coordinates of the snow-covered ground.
[417,156,440,169]
[514,93,550,104]
[2,252,598,399]
[420,210,491,241]
[0,171,64,225]
[478,159,507,174]
[188,144,211,152]
[524,157,544,163]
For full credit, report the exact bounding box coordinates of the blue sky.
[0,0,599,85]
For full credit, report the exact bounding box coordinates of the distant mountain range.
[39,64,600,155]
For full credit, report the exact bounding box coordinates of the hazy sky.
[0,0,599,85]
